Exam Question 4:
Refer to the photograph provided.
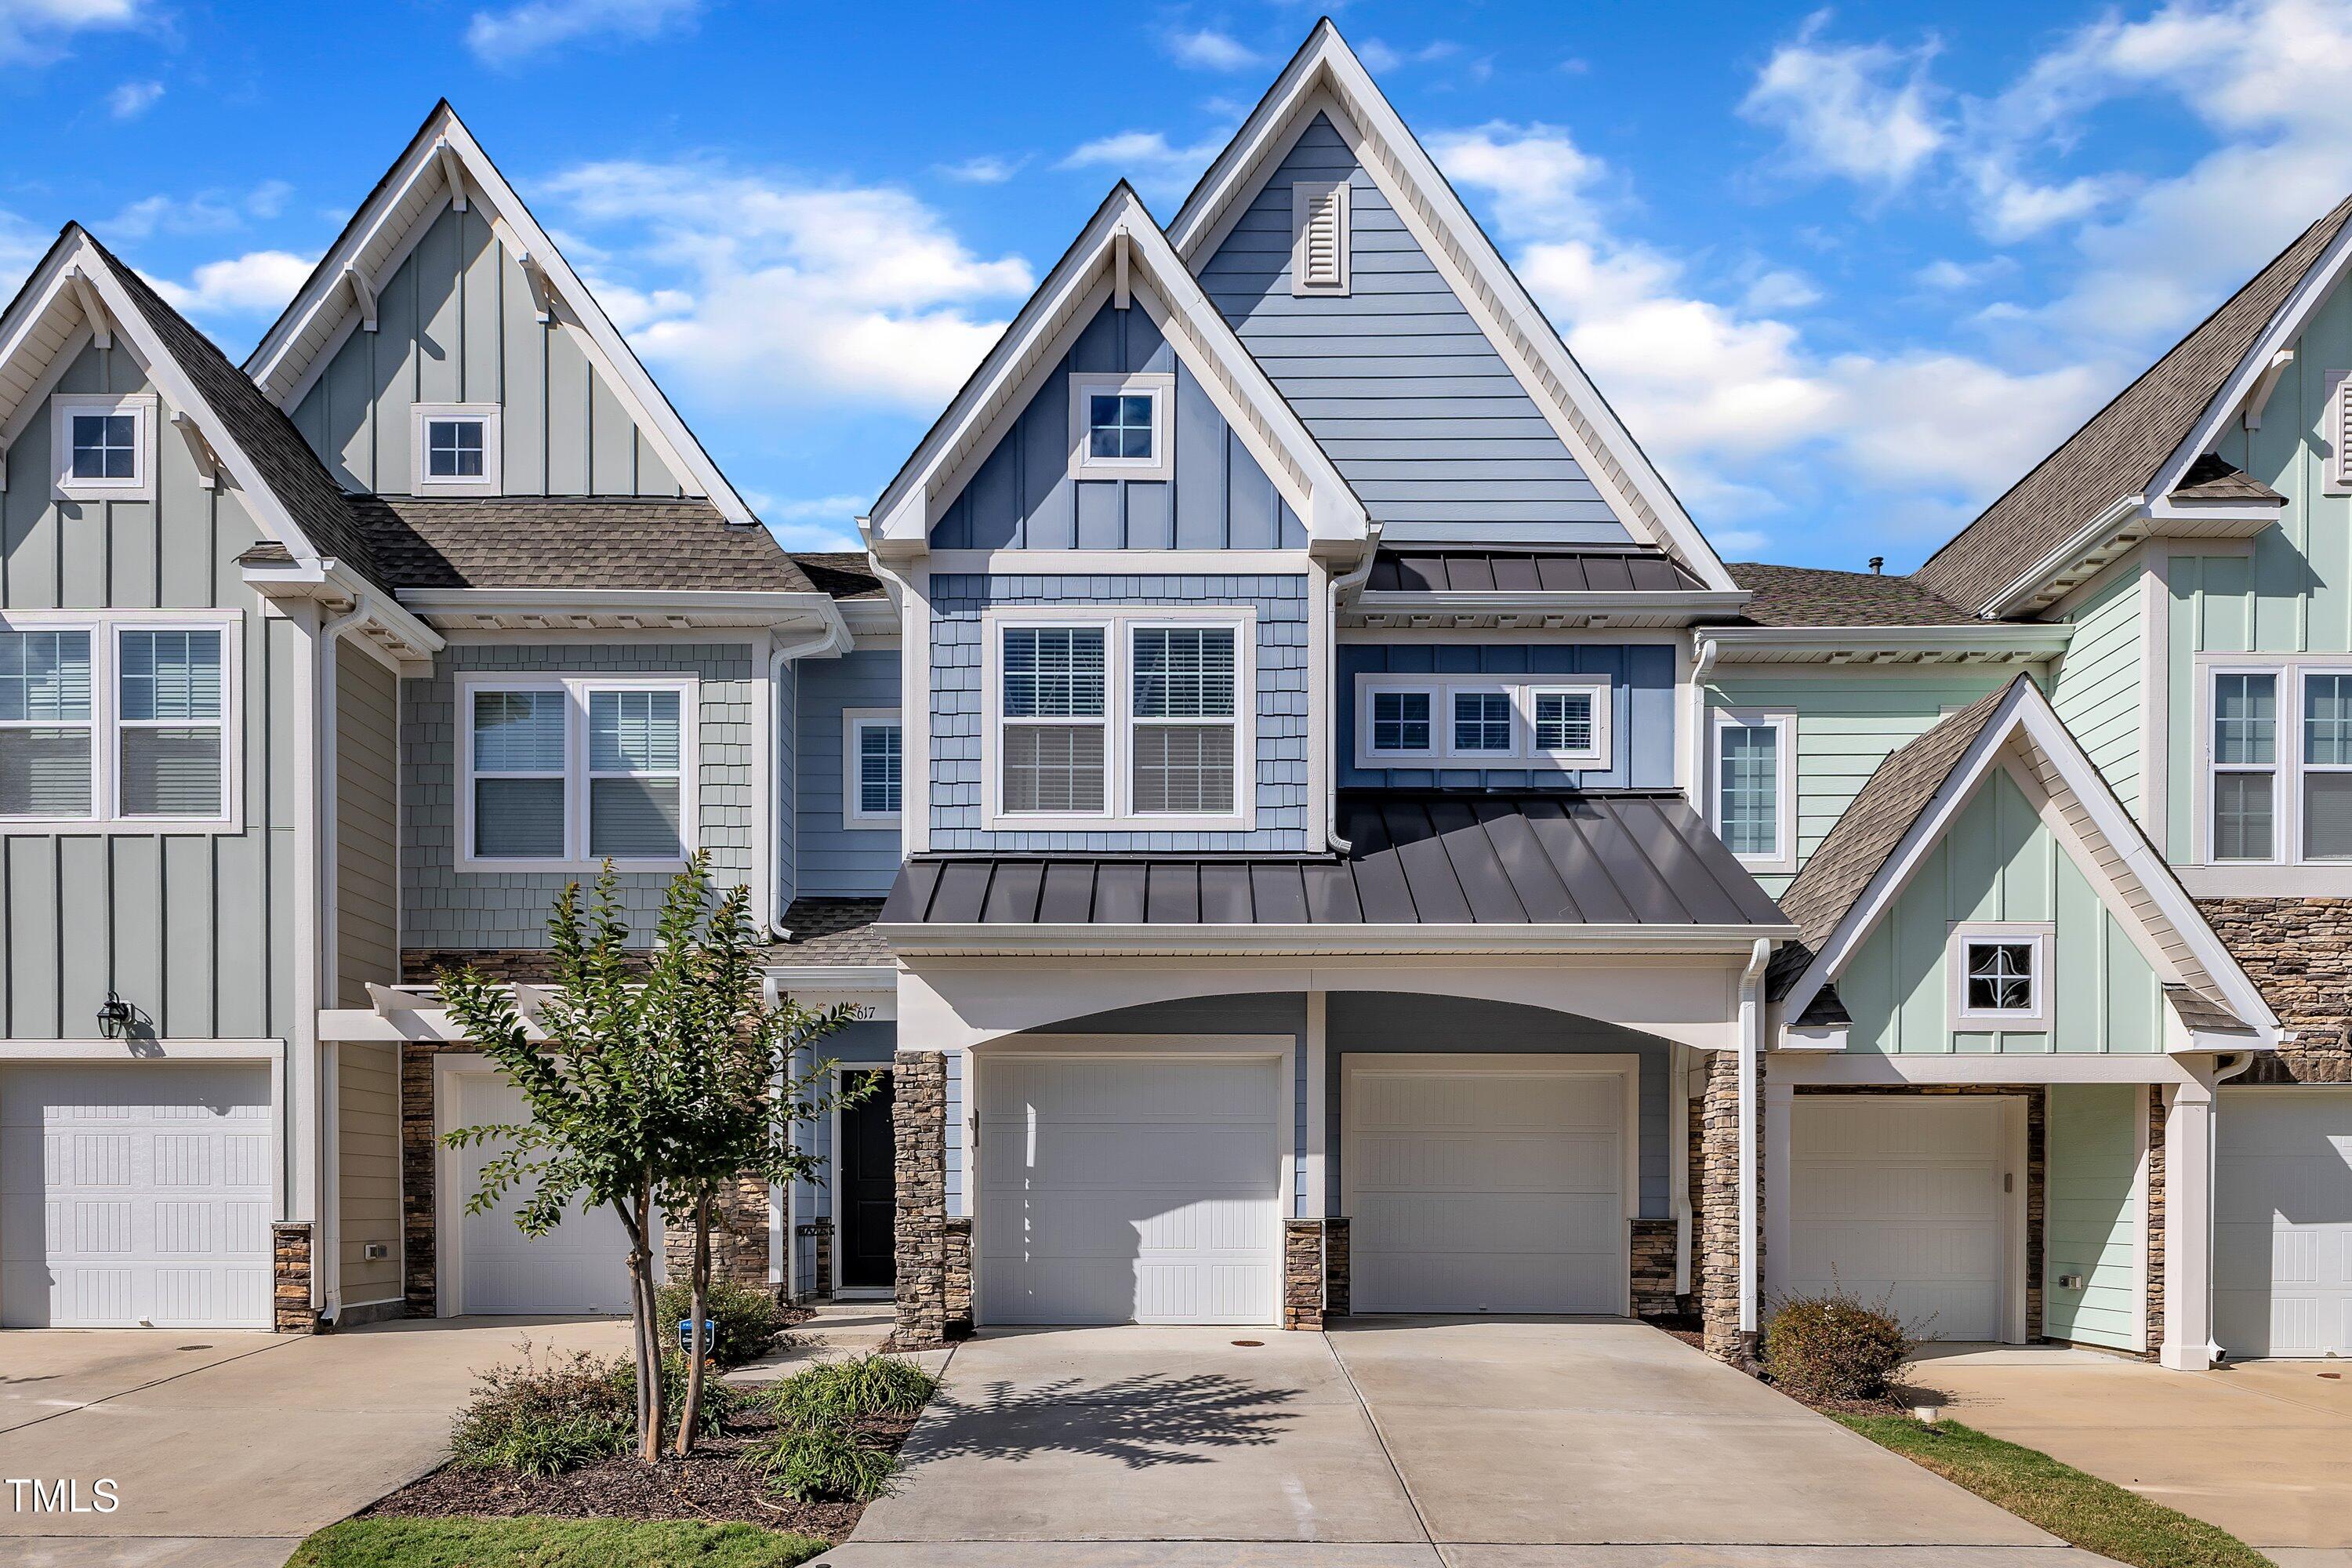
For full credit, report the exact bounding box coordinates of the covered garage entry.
[1,1062,274,1329]
[2217,1087,2352,1358]
[437,1062,633,1316]
[1786,1095,2021,1343]
[1344,1054,1633,1315]
[977,1043,1286,1326]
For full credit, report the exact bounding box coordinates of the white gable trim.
[241,104,754,525]
[1167,24,1733,593]
[0,234,322,564]
[868,186,1367,558]
[1777,679,2277,1046]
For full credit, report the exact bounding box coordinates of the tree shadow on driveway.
[906,1371,1305,1469]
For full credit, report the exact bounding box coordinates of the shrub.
[753,1417,899,1503]
[449,1351,634,1475]
[656,1277,793,1369]
[449,1349,741,1475]
[1762,1286,1915,1403]
[768,1355,938,1425]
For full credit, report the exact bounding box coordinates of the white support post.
[1303,989,1327,1220]
[1670,1042,1691,1294]
[1762,1079,1794,1318]
[2160,1073,2220,1370]
[1737,938,1769,1337]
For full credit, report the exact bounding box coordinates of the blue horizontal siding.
[1337,641,1676,789]
[796,648,904,897]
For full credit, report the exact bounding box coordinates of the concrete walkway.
[822,1318,2122,1568]
[1912,1344,2352,1566]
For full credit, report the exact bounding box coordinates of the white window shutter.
[1291,180,1349,296]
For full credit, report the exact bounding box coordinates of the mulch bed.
[360,1403,920,1538]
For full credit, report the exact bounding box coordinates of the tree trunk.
[623,1183,666,1464]
[675,1192,713,1456]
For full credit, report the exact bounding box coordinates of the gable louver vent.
[1291,180,1350,297]
[2336,368,2352,493]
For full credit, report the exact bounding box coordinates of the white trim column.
[1762,1076,1794,1319]
[2160,1071,2220,1370]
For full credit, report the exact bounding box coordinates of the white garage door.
[1789,1096,2008,1342]
[1,1064,274,1329]
[446,1071,633,1316]
[2217,1087,2352,1359]
[979,1051,1282,1326]
[1346,1056,1627,1315]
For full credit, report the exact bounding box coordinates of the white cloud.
[1059,129,1229,199]
[150,250,317,318]
[1740,269,1820,313]
[1162,27,1260,71]
[466,0,697,63]
[541,160,1032,410]
[0,206,48,300]
[0,0,145,64]
[107,192,242,241]
[1356,38,1457,74]
[107,78,162,118]
[1711,529,1771,555]
[936,154,1022,185]
[1913,256,2012,290]
[761,493,869,551]
[1740,12,1946,187]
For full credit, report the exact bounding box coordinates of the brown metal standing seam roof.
[1367,547,1702,595]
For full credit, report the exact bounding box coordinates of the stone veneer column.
[1698,1047,1761,1365]
[1323,1217,1351,1319]
[891,1050,948,1348]
[795,1218,833,1301]
[944,1217,974,1339]
[273,1222,317,1334]
[2145,1084,2166,1353]
[1629,1218,1679,1319]
[1283,1220,1326,1330]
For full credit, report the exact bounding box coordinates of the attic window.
[412,402,501,495]
[1948,924,2054,1031]
[1291,180,1349,296]
[51,393,156,501]
[1066,372,1173,481]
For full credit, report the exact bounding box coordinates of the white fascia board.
[1774,1051,2209,1087]
[1697,624,2073,662]
[1165,23,1732,594]
[0,234,92,443]
[1360,590,1750,622]
[870,186,1366,557]
[761,964,896,992]
[1980,492,2149,619]
[395,586,846,631]
[877,921,1796,958]
[242,105,756,526]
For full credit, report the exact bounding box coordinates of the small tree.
[439,857,849,1463]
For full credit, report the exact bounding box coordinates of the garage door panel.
[1352,1129,1617,1192]
[982,1123,1273,1191]
[1352,1070,1617,1134]
[1795,1161,2003,1221]
[2216,1090,2352,1358]
[449,1072,633,1316]
[1356,1190,1620,1255]
[1353,1246,1619,1316]
[985,1058,1273,1126]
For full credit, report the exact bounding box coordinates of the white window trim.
[1353,673,1614,771]
[980,604,1257,833]
[1065,372,1174,481]
[1710,707,1797,876]
[1947,922,2056,1032]
[51,392,158,502]
[411,401,503,495]
[456,672,697,873]
[0,608,242,832]
[842,708,902,829]
[2194,655,2352,869]
[1290,179,1351,297]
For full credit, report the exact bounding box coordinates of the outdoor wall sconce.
[96,992,136,1039]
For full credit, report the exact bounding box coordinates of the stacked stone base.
[273,1222,317,1334]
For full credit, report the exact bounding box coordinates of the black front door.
[837,1070,896,1290]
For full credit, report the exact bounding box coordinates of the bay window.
[461,676,693,868]
[0,615,237,826]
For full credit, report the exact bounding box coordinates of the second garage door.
[1345,1055,1630,1315]
[978,1050,1283,1326]
[443,1069,633,1316]
[2216,1087,2352,1359]
[1788,1095,2011,1342]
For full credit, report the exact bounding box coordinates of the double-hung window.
[2204,662,2352,867]
[844,710,903,827]
[1711,709,1795,873]
[2303,673,2352,859]
[1355,674,1611,770]
[462,676,693,868]
[0,614,238,826]
[985,608,1254,829]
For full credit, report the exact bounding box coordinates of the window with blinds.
[464,679,693,865]
[1291,179,1350,296]
[0,630,94,818]
[0,619,236,825]
[117,629,223,818]
[848,715,902,823]
[1000,626,1107,814]
[1131,626,1237,815]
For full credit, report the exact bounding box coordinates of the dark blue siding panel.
[1336,641,1676,790]
[1200,112,1632,546]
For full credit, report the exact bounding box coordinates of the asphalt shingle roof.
[791,551,887,600]
[350,495,803,592]
[2169,453,2285,505]
[765,898,892,966]
[1723,563,1983,628]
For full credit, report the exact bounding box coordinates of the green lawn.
[1835,1414,2272,1568]
[288,1518,832,1568]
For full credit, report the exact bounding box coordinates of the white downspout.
[767,610,851,938]
[1324,535,1381,853]
[1737,936,1770,1345]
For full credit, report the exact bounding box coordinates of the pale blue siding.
[928,573,1311,851]
[927,299,1305,550]
[1338,641,1676,789]
[2045,1083,2143,1350]
[796,648,902,896]
[1200,112,1630,545]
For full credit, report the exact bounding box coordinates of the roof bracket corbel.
[343,264,378,332]
[171,412,222,491]
[67,268,111,350]
[434,140,468,212]
[517,253,557,323]
[2244,347,2296,430]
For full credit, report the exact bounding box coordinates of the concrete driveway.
[824,1318,2118,1568]
[0,1316,633,1568]
[1914,1345,2352,1567]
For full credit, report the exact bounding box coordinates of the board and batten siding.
[928,574,1310,852]
[292,201,682,500]
[335,645,399,1005]
[1338,641,1674,790]
[797,647,902,896]
[1706,670,2013,892]
[1,339,299,1043]
[336,1040,403,1305]
[401,643,755,950]
[1198,111,1628,546]
[2043,1082,2143,1351]
[928,299,1305,551]
[2049,564,2143,822]
[1837,769,2163,1055]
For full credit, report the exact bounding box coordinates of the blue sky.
[5,0,2349,572]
